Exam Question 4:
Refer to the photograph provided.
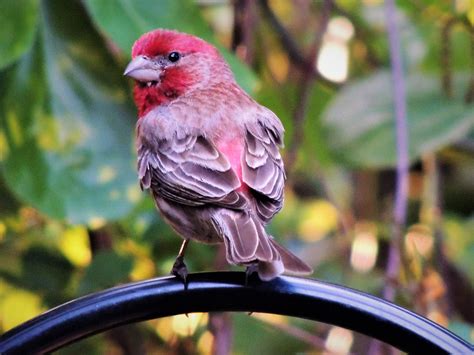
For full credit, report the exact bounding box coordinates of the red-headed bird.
[124,29,312,281]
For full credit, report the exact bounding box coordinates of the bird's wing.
[242,112,286,223]
[138,134,247,209]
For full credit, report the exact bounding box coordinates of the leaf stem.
[383,0,410,303]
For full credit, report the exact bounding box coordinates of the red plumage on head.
[130,29,223,117]
[131,29,218,58]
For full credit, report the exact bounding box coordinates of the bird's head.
[124,29,233,117]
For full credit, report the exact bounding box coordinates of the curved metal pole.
[0,272,471,354]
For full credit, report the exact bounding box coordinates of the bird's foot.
[245,264,259,286]
[171,256,188,289]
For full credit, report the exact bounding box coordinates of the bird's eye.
[168,52,180,63]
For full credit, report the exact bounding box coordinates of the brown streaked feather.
[137,134,246,209]
[242,118,285,223]
[220,212,258,262]
[253,219,274,261]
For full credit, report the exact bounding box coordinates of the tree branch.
[283,0,333,179]
[258,0,336,88]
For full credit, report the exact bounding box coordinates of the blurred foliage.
[324,72,473,167]
[0,0,472,353]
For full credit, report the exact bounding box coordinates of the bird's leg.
[171,239,190,286]
[245,263,259,286]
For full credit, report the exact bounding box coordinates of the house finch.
[124,29,312,281]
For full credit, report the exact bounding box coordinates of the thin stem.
[370,3,410,352]
[383,0,410,302]
[441,18,456,98]
[284,0,333,179]
[232,0,257,64]
[258,0,336,88]
[209,312,233,355]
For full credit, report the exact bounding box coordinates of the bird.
[124,29,312,281]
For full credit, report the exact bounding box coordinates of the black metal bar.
[0,272,471,354]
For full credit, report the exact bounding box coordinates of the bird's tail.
[214,211,313,280]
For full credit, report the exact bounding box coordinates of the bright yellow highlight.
[60,225,91,267]
[0,130,9,161]
[172,313,207,337]
[155,318,174,342]
[197,331,214,355]
[6,111,22,146]
[455,0,470,14]
[325,326,354,354]
[120,240,155,280]
[98,165,117,183]
[298,200,339,242]
[0,289,45,330]
[405,224,434,258]
[269,0,292,20]
[130,257,155,281]
[0,222,6,241]
[317,43,349,83]
[88,216,106,230]
[252,312,288,325]
[267,50,289,83]
[317,17,354,83]
[327,17,355,41]
[350,221,378,273]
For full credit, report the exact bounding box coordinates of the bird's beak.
[124,55,162,82]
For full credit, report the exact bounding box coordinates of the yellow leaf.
[60,225,91,267]
[172,313,207,337]
[130,257,155,281]
[1,289,45,331]
[197,331,213,355]
[298,200,338,242]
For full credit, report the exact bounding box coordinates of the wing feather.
[242,114,286,223]
[138,133,246,209]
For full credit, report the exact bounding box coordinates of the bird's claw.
[171,256,188,289]
[245,264,258,286]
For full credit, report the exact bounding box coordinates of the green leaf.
[0,0,39,70]
[0,0,139,224]
[83,0,256,93]
[20,245,74,305]
[79,250,133,294]
[323,71,474,167]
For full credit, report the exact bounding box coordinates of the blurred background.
[0,0,472,353]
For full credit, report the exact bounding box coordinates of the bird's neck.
[133,85,176,117]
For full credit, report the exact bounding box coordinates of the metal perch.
[0,272,471,354]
